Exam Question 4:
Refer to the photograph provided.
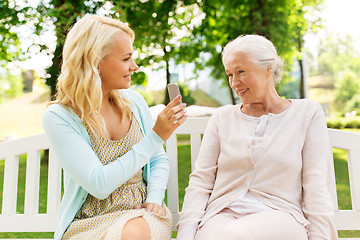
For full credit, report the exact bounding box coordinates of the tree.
[335,71,360,104]
[0,0,106,98]
[36,0,106,99]
[179,0,323,104]
[316,34,357,79]
[110,0,197,104]
[1,0,197,102]
[312,34,360,113]
[345,94,360,114]
[289,0,324,98]
[1,0,323,104]
[0,0,32,68]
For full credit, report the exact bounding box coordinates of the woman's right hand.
[152,95,187,141]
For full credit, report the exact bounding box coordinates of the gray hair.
[222,34,283,85]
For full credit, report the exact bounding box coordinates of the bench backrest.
[0,117,360,236]
[328,128,360,230]
[0,134,61,233]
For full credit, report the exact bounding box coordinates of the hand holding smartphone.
[152,83,187,141]
[167,83,182,104]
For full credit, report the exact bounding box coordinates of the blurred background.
[1,0,360,140]
[2,1,360,238]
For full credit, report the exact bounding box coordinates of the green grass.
[1,143,359,238]
[0,153,54,238]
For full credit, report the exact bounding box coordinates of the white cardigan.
[177,99,338,240]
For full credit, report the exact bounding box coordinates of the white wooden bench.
[0,117,359,239]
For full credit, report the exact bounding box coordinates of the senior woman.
[176,34,338,240]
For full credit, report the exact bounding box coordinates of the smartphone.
[167,83,182,104]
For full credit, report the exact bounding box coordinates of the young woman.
[43,15,187,240]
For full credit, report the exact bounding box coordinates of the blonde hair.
[222,34,284,85]
[53,14,134,137]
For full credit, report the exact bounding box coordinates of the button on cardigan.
[177,99,338,240]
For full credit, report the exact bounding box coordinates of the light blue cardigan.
[42,89,169,240]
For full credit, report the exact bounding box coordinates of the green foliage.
[1,0,324,103]
[312,34,360,114]
[335,71,360,103]
[346,94,360,114]
[316,34,359,78]
[111,0,197,104]
[0,71,24,103]
[327,117,360,129]
[131,71,148,86]
[277,78,300,99]
[0,0,31,66]
[178,0,323,103]
[326,118,345,129]
[37,0,106,97]
[6,73,24,98]
[178,82,195,106]
[137,89,156,107]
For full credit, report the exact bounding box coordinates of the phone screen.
[167,83,182,104]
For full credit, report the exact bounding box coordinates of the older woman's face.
[223,52,270,104]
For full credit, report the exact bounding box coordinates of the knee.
[220,222,249,240]
[122,217,150,240]
[196,225,243,240]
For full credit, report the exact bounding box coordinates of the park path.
[0,89,50,141]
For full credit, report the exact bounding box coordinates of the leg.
[195,209,236,240]
[222,210,308,240]
[122,217,151,240]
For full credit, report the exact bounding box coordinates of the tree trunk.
[226,78,236,105]
[249,0,269,37]
[46,44,63,100]
[298,37,305,99]
[164,52,171,105]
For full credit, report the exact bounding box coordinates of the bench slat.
[166,134,179,231]
[46,151,62,215]
[328,128,360,150]
[0,134,48,159]
[0,215,57,232]
[2,155,19,215]
[348,150,360,211]
[334,210,360,230]
[190,134,201,172]
[24,150,41,215]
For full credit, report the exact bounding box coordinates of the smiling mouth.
[238,88,249,94]
[124,74,131,79]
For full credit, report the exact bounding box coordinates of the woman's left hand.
[133,202,165,216]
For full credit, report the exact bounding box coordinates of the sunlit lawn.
[0,136,359,238]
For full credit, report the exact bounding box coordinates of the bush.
[344,118,360,128]
[178,83,195,106]
[327,117,360,129]
[326,118,346,129]
[335,71,360,103]
[138,89,156,107]
[0,72,24,103]
[345,94,360,114]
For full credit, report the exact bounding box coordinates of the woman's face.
[99,32,139,94]
[223,51,271,104]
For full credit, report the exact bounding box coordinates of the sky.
[9,0,360,79]
[322,0,360,38]
[304,0,360,54]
